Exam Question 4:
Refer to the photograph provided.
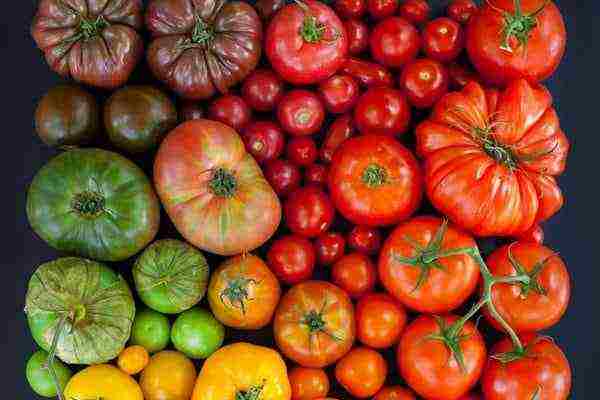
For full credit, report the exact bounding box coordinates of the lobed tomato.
[334,0,366,19]
[370,17,421,68]
[399,58,450,109]
[367,0,398,20]
[320,114,355,163]
[335,347,387,398]
[289,367,330,400]
[447,0,477,24]
[305,164,329,187]
[331,252,377,299]
[399,0,431,25]
[208,95,251,131]
[423,17,464,63]
[345,19,370,55]
[356,293,406,349]
[354,87,411,136]
[241,69,284,112]
[267,235,316,285]
[314,232,346,266]
[347,226,381,255]
[374,386,417,400]
[319,75,360,114]
[242,121,285,164]
[284,186,335,238]
[264,159,302,197]
[278,89,325,136]
[286,137,318,166]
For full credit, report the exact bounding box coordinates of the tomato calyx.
[301,300,342,342]
[479,130,519,170]
[425,316,473,372]
[71,190,106,218]
[507,243,551,298]
[492,335,553,365]
[301,15,327,43]
[487,0,549,52]
[220,277,258,315]
[235,381,266,400]
[78,15,109,41]
[191,15,215,45]
[362,164,388,188]
[209,168,237,197]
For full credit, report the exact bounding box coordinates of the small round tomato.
[319,75,360,114]
[267,235,316,285]
[345,19,369,55]
[367,0,398,20]
[399,58,449,109]
[516,224,544,244]
[287,137,318,166]
[447,0,477,24]
[171,308,225,359]
[141,351,196,400]
[320,114,355,163]
[284,186,335,238]
[370,17,421,68]
[179,101,204,121]
[334,0,366,18]
[342,58,394,87]
[241,69,284,112]
[482,335,571,400]
[314,232,346,266]
[399,0,431,24]
[331,253,377,299]
[354,87,411,136]
[208,94,251,131]
[374,386,417,400]
[305,164,329,187]
[118,345,150,375]
[289,367,330,400]
[423,17,464,63]
[398,315,487,400]
[335,347,387,398]
[348,226,382,255]
[356,293,406,349]
[278,89,326,136]
[264,159,302,197]
[242,121,285,164]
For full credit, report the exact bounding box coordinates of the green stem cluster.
[488,0,549,52]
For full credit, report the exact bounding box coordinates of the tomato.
[278,90,326,136]
[423,18,464,63]
[65,364,143,400]
[328,135,422,227]
[320,114,355,163]
[447,61,478,89]
[242,69,285,112]
[314,232,346,266]
[242,121,285,164]
[354,87,411,136]
[347,226,382,255]
[516,224,544,244]
[208,95,252,132]
[171,308,225,359]
[335,0,366,18]
[180,101,205,121]
[305,164,329,187]
[266,0,348,85]
[26,350,72,397]
[447,0,477,24]
[265,159,303,197]
[255,0,285,21]
[345,19,369,55]
[289,367,330,400]
[118,346,150,375]
[284,186,335,238]
[130,309,171,354]
[331,253,377,299]
[482,335,571,400]
[370,17,421,68]
[274,281,355,368]
[287,137,319,166]
[415,80,569,237]
[367,0,398,20]
[399,58,449,109]
[398,315,487,400]
[458,394,481,400]
[268,235,316,285]
[341,58,394,87]
[466,0,566,86]
[335,347,387,398]
[319,75,360,114]
[374,386,417,400]
[141,351,196,400]
[399,0,431,25]
[356,293,406,349]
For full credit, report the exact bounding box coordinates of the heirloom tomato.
[267,235,316,285]
[335,347,387,398]
[399,0,431,24]
[354,87,411,136]
[140,351,196,400]
[242,69,284,112]
[423,17,464,63]
[345,19,369,55]
[374,386,417,400]
[242,121,285,164]
[314,232,346,266]
[356,293,406,349]
[278,90,326,136]
[399,58,449,109]
[347,226,382,255]
[65,365,143,400]
[265,159,303,197]
[208,95,252,132]
[319,75,360,114]
[284,186,335,238]
[289,367,330,400]
[370,17,421,68]
[331,253,377,299]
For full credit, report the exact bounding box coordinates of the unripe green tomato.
[26,350,72,397]
[171,308,225,359]
[130,308,171,353]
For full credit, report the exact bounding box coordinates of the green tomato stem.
[46,315,68,400]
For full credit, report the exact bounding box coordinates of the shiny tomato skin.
[516,224,544,244]
[374,386,417,400]
[264,159,302,197]
[278,90,326,136]
[208,95,252,131]
[367,0,398,20]
[284,186,335,238]
[289,367,330,400]
[354,87,411,136]
[423,18,464,63]
[319,75,360,114]
[345,19,370,55]
[265,1,348,85]
[320,114,355,163]
[267,235,316,285]
[341,58,394,88]
[447,0,477,24]
[356,293,406,349]
[400,58,449,109]
[347,226,382,255]
[482,335,571,400]
[334,0,366,19]
[328,135,422,227]
[286,137,318,167]
[331,253,377,299]
[242,121,285,164]
[241,69,284,112]
[335,347,387,398]
[399,0,431,25]
[305,164,329,187]
[314,232,346,266]
[370,17,421,68]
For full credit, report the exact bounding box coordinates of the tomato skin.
[284,186,335,238]
[255,0,285,21]
[335,0,366,19]
[370,17,421,68]
[314,232,346,266]
[264,159,303,197]
[447,0,477,24]
[208,95,252,131]
[374,386,417,400]
[399,0,431,25]
[341,58,394,87]
[335,347,387,398]
[356,293,406,349]
[347,226,382,255]
[320,114,355,163]
[345,19,369,55]
[242,69,284,112]
[458,394,481,400]
[267,235,316,285]
[423,18,464,63]
[481,335,571,400]
[289,367,330,400]
[331,253,377,299]
[319,75,360,114]
[242,121,285,164]
[305,164,329,187]
[278,90,326,136]
[516,224,544,244]
[399,58,449,109]
[367,0,398,20]
[287,137,319,166]
[354,87,411,136]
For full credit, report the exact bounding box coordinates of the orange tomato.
[140,351,196,400]
[118,345,150,375]
[356,293,407,349]
[331,252,377,299]
[289,367,330,400]
[374,386,417,400]
[335,347,388,398]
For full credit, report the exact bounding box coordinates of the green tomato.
[171,308,225,359]
[130,309,171,353]
[26,350,72,397]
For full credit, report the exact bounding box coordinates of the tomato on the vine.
[284,186,335,238]
[447,0,477,24]
[356,293,406,349]
[335,347,387,398]
[208,95,251,131]
[399,0,431,25]
[241,69,284,112]
[267,235,316,285]
[242,121,285,164]
[319,75,360,114]
[264,159,302,197]
[345,19,369,55]
[287,137,318,166]
[314,232,346,266]
[305,164,328,187]
[370,17,421,68]
[399,58,449,109]
[423,17,464,63]
[354,87,411,136]
[331,252,377,299]
[289,367,330,400]
[347,226,381,255]
[278,89,325,136]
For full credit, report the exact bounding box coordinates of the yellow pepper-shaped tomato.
[192,342,291,400]
[64,364,143,400]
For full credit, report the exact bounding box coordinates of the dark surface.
[4,1,599,398]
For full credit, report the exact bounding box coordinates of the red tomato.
[241,69,284,112]
[423,17,464,63]
[267,235,316,285]
[354,87,411,136]
[370,17,421,68]
[374,386,417,400]
[516,224,544,244]
[331,253,377,299]
[398,315,487,400]
[367,0,398,20]
[447,0,477,24]
[208,94,252,131]
[242,121,285,164]
[266,0,348,85]
[356,293,406,349]
[335,347,387,398]
[399,0,431,25]
[286,137,318,167]
[305,164,329,187]
[278,90,325,136]
[341,58,394,87]
[328,135,422,226]
[179,101,204,121]
[399,58,449,109]
[334,0,366,18]
[314,232,346,266]
[345,19,369,55]
[264,159,302,197]
[319,75,360,114]
[447,61,478,89]
[347,226,381,255]
[320,114,355,163]
[284,186,335,238]
[482,335,571,400]
[458,394,481,400]
[466,0,566,86]
[289,367,330,400]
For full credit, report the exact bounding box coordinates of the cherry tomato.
[347,226,381,255]
[399,58,449,109]
[320,114,355,163]
[447,61,478,89]
[356,293,406,349]
[242,121,285,164]
[367,0,398,20]
[370,17,421,68]
[289,367,330,400]
[334,0,366,18]
[335,347,387,398]
[319,75,360,114]
[423,17,464,63]
[374,386,416,400]
[278,90,325,136]
[341,58,394,87]
[264,159,302,197]
[286,137,318,167]
[354,87,411,136]
[399,0,431,25]
[345,19,369,56]
[208,94,251,131]
[314,232,346,266]
[305,164,329,187]
[241,69,284,112]
[516,224,544,244]
[179,101,204,121]
[331,253,377,299]
[267,235,316,285]
[284,186,335,238]
[447,0,477,24]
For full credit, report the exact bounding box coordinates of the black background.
[4,0,599,399]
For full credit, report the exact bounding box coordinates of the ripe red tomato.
[423,17,464,63]
[267,235,316,285]
[286,137,318,167]
[356,293,406,349]
[242,121,285,164]
[399,58,449,109]
[289,367,330,400]
[347,226,381,255]
[331,252,377,299]
[370,17,421,68]
[354,87,411,136]
[314,232,346,266]
[341,58,394,88]
[284,186,335,238]
[482,335,571,400]
[367,0,398,20]
[334,0,366,18]
[208,94,252,131]
[328,135,422,227]
[266,0,348,85]
[305,164,329,187]
[319,75,360,114]
[335,347,387,398]
[399,0,431,24]
[398,315,487,400]
[344,19,369,56]
[516,224,544,244]
[241,69,284,112]
[458,394,481,400]
[278,90,325,136]
[447,0,477,24]
[320,114,355,163]
[466,0,566,86]
[374,386,417,400]
[264,159,302,197]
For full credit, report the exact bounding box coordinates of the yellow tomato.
[192,342,291,400]
[140,350,197,400]
[64,364,143,400]
[118,345,150,375]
